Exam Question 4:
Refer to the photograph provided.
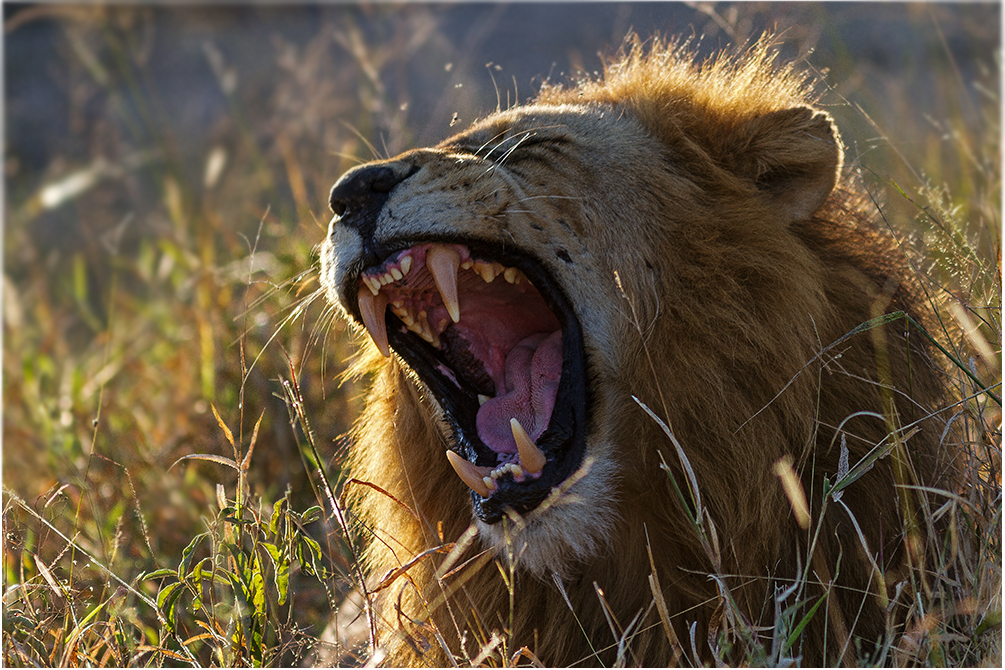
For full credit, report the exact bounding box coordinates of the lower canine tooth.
[446,451,494,497]
[511,418,546,475]
[357,287,390,357]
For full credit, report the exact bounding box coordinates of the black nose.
[329,164,409,218]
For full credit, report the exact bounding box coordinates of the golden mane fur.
[320,36,956,666]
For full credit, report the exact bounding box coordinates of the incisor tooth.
[396,309,415,327]
[475,261,497,283]
[427,245,461,323]
[511,418,546,475]
[357,287,390,357]
[445,450,493,497]
[400,255,413,276]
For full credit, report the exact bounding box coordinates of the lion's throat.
[476,330,562,455]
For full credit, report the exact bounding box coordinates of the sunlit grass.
[3,4,999,667]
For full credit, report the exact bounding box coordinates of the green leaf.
[250,558,266,618]
[261,542,282,564]
[269,494,288,537]
[975,610,1001,636]
[142,568,177,580]
[297,533,323,578]
[190,556,210,583]
[177,532,208,583]
[156,581,185,630]
[261,542,290,606]
[783,595,827,653]
[191,557,215,610]
[301,505,323,525]
[3,613,35,632]
[221,507,253,525]
[225,569,252,619]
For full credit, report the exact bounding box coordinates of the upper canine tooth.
[445,450,494,497]
[427,245,461,323]
[511,418,546,475]
[357,287,390,357]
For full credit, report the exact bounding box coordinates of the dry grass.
[3,3,999,667]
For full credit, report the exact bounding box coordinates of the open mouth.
[348,242,587,523]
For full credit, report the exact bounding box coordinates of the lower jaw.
[420,371,589,524]
[464,425,589,525]
[472,450,615,578]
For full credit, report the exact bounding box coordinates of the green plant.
[3,4,998,667]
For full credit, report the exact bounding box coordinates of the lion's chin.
[474,447,620,579]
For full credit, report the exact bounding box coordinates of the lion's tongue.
[476,330,562,454]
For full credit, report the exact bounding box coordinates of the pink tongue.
[476,330,563,454]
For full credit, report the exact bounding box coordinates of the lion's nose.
[329,163,411,220]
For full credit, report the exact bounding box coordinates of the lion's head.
[319,37,951,665]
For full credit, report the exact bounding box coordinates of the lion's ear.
[732,106,842,222]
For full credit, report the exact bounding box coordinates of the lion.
[319,37,957,666]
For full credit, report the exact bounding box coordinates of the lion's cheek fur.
[347,360,468,566]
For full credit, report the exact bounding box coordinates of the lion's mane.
[323,37,957,666]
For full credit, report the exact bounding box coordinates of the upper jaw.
[333,235,590,524]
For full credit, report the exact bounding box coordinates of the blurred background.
[3,2,1000,666]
